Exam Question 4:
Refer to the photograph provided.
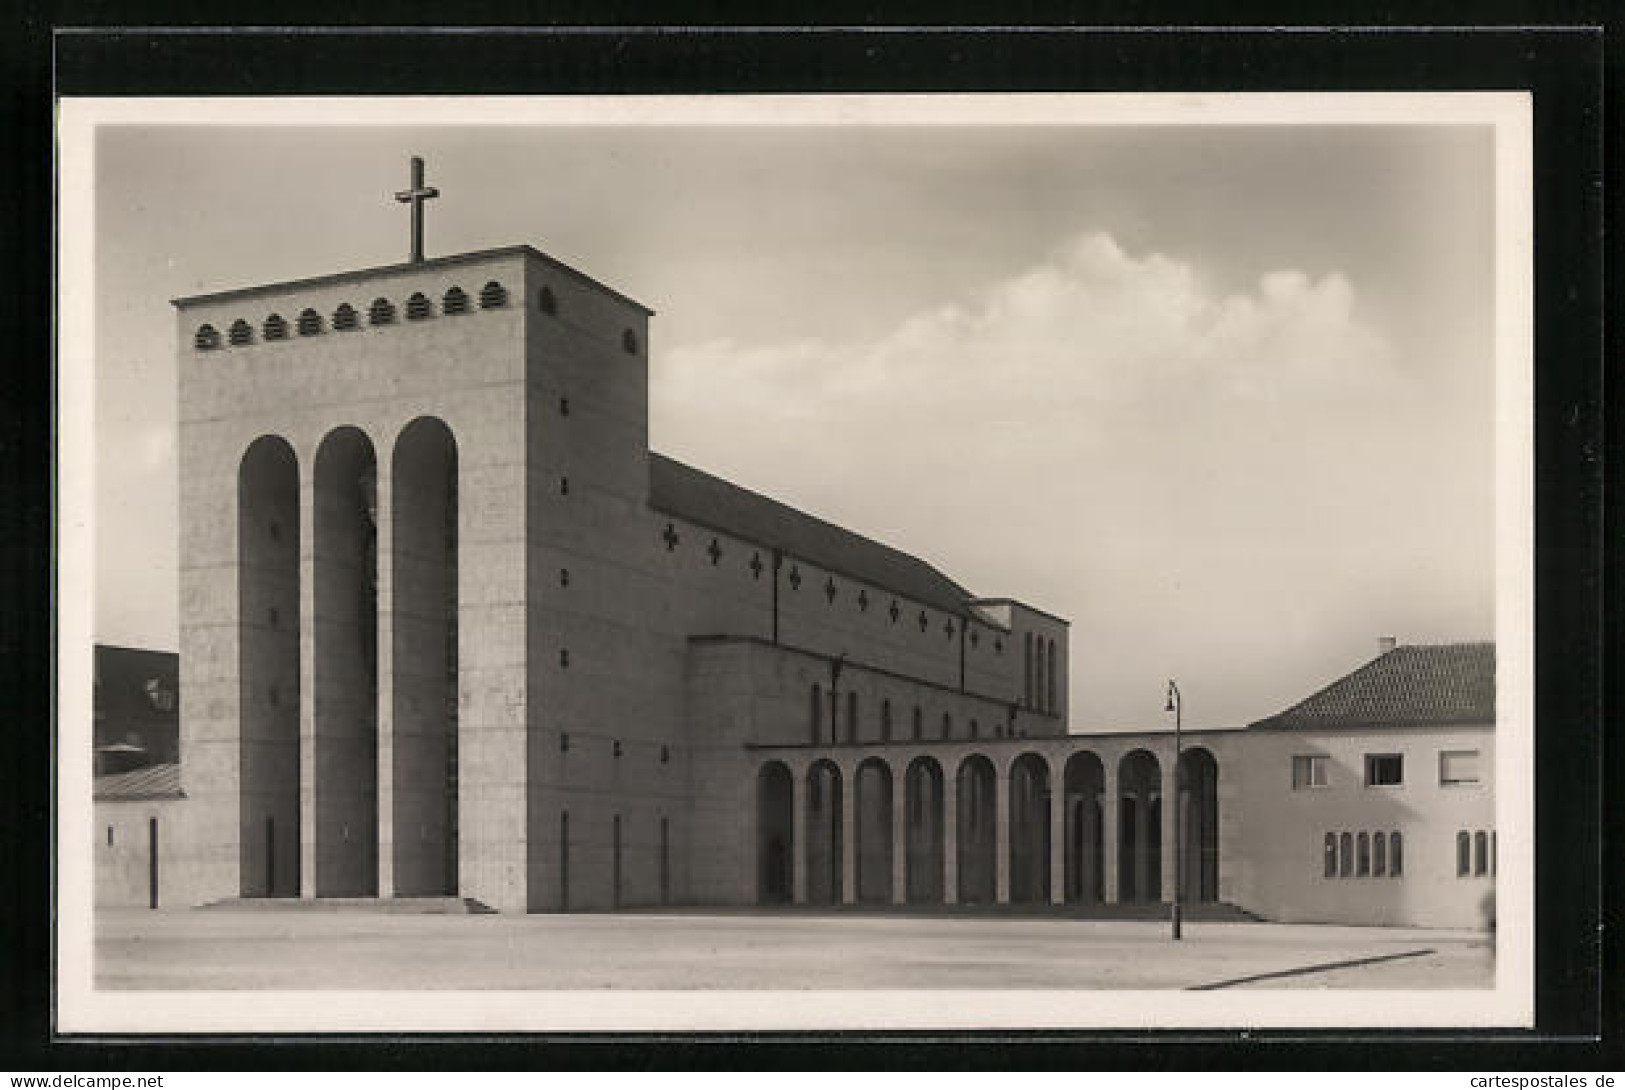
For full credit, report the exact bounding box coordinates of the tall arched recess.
[392,417,459,896]
[238,436,301,897]
[313,426,379,897]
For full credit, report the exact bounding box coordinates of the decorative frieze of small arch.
[197,277,572,353]
[479,280,509,309]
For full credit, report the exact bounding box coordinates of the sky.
[88,106,1499,729]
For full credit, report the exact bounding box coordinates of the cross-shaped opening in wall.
[663,523,680,551]
[749,552,764,579]
[825,577,837,604]
[708,538,722,565]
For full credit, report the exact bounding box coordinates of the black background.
[2,7,1615,1072]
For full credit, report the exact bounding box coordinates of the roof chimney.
[1377,636,1397,656]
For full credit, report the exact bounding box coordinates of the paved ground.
[94,908,1495,991]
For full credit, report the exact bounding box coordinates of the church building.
[93,165,1497,928]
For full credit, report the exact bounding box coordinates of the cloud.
[655,231,1395,446]
[650,230,1488,727]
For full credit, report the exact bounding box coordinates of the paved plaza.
[93,908,1495,991]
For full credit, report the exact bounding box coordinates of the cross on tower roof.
[394,156,440,264]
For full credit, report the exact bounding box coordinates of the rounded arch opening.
[1063,750,1105,903]
[1176,746,1220,903]
[903,756,944,903]
[312,426,380,897]
[1008,752,1052,904]
[805,759,843,905]
[237,435,301,897]
[390,416,460,896]
[756,762,794,904]
[1117,749,1163,903]
[854,758,894,903]
[955,754,996,904]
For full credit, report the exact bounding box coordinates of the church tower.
[175,163,652,911]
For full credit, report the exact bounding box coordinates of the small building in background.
[1237,641,1496,927]
[93,644,179,776]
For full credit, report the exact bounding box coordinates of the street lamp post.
[1165,679,1183,941]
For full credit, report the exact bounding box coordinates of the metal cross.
[395,156,440,264]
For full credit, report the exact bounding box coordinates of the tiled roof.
[648,453,975,615]
[1250,642,1495,730]
[94,762,183,802]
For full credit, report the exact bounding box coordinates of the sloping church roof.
[648,453,975,616]
[1250,641,1495,730]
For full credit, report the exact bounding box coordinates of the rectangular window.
[1292,755,1329,789]
[1439,749,1481,786]
[1365,753,1404,787]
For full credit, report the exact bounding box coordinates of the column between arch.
[1101,758,1119,904]
[994,768,1010,905]
[840,759,857,905]
[791,764,808,905]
